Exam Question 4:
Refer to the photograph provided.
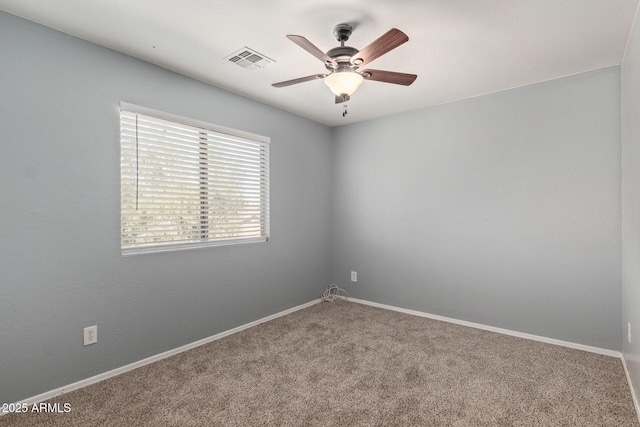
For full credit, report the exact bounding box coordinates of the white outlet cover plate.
[84,325,97,346]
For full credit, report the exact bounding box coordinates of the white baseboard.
[622,355,640,425]
[5,298,323,413]
[345,297,621,357]
[7,296,636,421]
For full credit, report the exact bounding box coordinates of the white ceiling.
[1,0,639,127]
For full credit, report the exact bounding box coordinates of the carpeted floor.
[2,300,638,426]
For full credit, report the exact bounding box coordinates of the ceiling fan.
[272,24,417,104]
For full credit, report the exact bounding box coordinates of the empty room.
[2,0,640,425]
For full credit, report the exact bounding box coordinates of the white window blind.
[120,104,269,255]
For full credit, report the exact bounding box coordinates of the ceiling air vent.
[224,47,275,70]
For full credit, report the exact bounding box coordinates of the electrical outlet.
[628,322,632,344]
[84,325,97,346]
[351,271,357,282]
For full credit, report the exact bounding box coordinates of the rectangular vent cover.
[225,47,275,70]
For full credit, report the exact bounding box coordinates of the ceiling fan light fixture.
[324,70,364,96]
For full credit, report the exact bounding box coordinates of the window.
[120,103,269,255]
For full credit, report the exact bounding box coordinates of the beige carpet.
[2,300,638,426]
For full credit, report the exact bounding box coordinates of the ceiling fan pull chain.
[343,104,348,117]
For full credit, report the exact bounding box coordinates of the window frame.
[120,102,270,256]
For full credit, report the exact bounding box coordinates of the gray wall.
[332,67,622,350]
[622,4,640,407]
[0,12,333,403]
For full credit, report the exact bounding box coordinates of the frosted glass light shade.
[324,71,364,96]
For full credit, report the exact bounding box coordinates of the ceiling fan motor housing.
[325,46,359,70]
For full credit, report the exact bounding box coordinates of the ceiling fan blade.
[360,69,417,86]
[272,74,327,88]
[286,35,337,68]
[351,28,409,67]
